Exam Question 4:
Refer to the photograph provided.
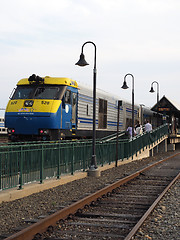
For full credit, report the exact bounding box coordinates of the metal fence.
[0,124,168,191]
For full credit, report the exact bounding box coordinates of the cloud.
[0,0,180,109]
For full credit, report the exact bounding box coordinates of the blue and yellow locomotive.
[5,74,78,141]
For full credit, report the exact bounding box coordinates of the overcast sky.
[0,0,180,116]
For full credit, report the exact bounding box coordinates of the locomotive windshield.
[11,85,67,100]
[34,87,60,99]
[12,86,34,99]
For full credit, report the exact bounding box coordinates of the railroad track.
[0,136,8,143]
[5,153,180,240]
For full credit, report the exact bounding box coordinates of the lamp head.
[121,80,129,89]
[75,53,89,66]
[149,86,155,93]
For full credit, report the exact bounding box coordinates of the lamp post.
[121,73,135,137]
[149,81,159,126]
[149,81,159,103]
[115,100,122,167]
[76,41,100,177]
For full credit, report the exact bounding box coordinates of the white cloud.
[0,0,180,109]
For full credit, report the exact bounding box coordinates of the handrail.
[99,130,126,141]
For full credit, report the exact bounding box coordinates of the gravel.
[0,151,179,238]
[133,179,180,240]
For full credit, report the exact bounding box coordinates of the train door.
[62,90,72,129]
[71,92,77,128]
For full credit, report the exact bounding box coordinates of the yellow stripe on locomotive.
[5,76,78,114]
[6,99,62,114]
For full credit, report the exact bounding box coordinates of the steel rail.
[5,152,180,240]
[125,171,180,240]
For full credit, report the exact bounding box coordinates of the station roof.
[151,95,180,117]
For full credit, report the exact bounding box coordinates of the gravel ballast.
[134,179,180,240]
[0,151,179,238]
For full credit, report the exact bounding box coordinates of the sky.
[0,0,180,116]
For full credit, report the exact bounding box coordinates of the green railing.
[121,123,169,159]
[0,124,168,191]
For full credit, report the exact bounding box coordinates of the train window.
[99,99,107,114]
[62,96,65,109]
[72,93,77,124]
[34,87,59,99]
[12,86,34,99]
[98,98,107,129]
[72,93,77,106]
[12,85,67,100]
[87,104,91,116]
[65,90,71,104]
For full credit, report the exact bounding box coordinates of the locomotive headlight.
[39,129,49,135]
[43,130,49,134]
[8,128,15,134]
[29,101,33,107]
[24,101,29,107]
[24,100,34,107]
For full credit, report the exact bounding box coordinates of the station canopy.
[151,95,180,119]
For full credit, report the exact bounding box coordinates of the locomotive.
[5,74,160,141]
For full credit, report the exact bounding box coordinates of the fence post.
[101,142,104,167]
[83,142,86,171]
[57,144,61,179]
[121,142,124,161]
[0,157,1,190]
[40,145,44,184]
[135,138,138,156]
[18,146,23,190]
[71,142,74,175]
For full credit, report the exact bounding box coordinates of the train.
[0,117,7,135]
[5,74,162,141]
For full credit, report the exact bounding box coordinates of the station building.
[151,95,180,135]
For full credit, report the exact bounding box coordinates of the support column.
[149,148,154,157]
[158,138,168,153]
[168,143,176,151]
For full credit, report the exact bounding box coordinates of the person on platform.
[145,120,152,132]
[135,122,143,135]
[126,125,136,139]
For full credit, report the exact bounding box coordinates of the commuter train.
[5,74,161,141]
[0,117,7,135]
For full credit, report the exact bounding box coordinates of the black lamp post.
[149,81,159,103]
[149,81,159,126]
[76,41,99,174]
[121,73,135,137]
[115,100,122,167]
